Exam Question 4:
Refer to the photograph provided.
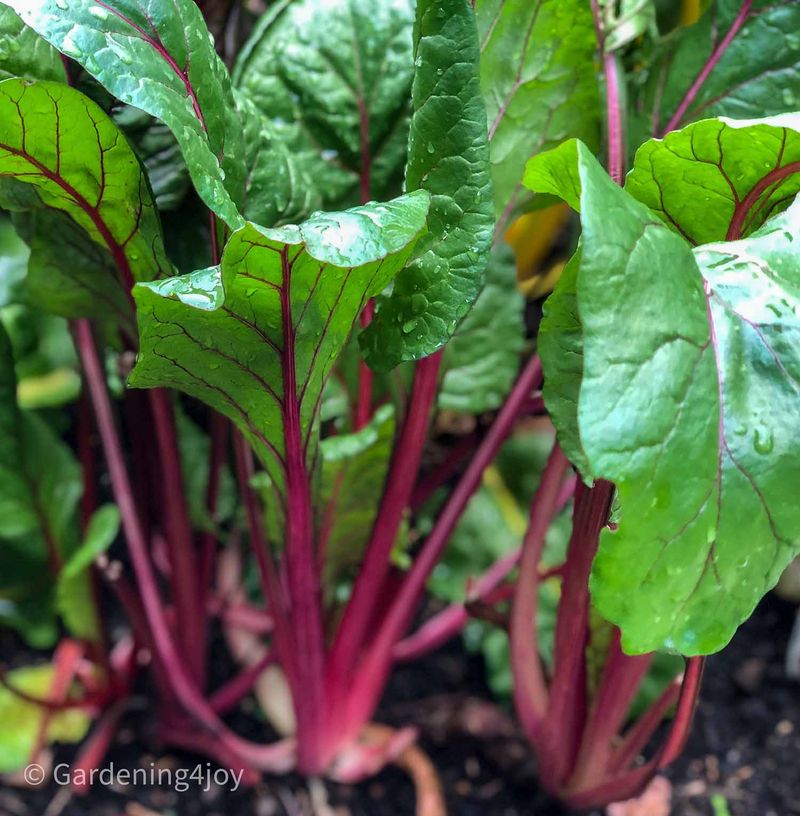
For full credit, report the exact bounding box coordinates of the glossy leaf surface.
[130,192,429,496]
[361,0,494,370]
[3,0,246,227]
[0,79,169,316]
[0,5,66,81]
[528,140,800,655]
[234,0,414,211]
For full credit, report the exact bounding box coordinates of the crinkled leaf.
[233,0,414,211]
[236,89,321,228]
[57,504,119,641]
[4,0,246,227]
[526,141,800,655]
[320,404,395,593]
[439,244,524,413]
[477,0,600,219]
[361,0,494,370]
[0,665,90,773]
[130,192,430,499]
[626,115,800,245]
[632,0,800,143]
[0,5,65,81]
[0,79,170,319]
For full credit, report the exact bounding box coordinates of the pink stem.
[327,352,443,723]
[210,651,275,715]
[340,356,544,744]
[510,444,570,741]
[604,53,625,185]
[661,0,754,135]
[148,389,205,684]
[75,320,292,771]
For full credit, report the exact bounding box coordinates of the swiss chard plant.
[0,0,799,812]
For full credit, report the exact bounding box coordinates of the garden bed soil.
[1,595,797,816]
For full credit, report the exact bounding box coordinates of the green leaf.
[0,79,170,318]
[0,214,28,306]
[235,89,322,228]
[361,0,494,370]
[4,0,246,228]
[476,0,600,219]
[0,6,66,82]
[175,407,236,533]
[0,322,80,645]
[114,105,190,211]
[0,323,81,543]
[320,404,395,592]
[0,664,90,773]
[601,0,657,52]
[233,0,414,211]
[632,0,800,143]
[438,244,524,414]
[57,504,119,641]
[130,192,430,499]
[626,115,800,245]
[537,248,590,477]
[526,141,800,655]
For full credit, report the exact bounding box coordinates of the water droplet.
[55,0,68,9]
[753,427,774,454]
[402,318,418,333]
[782,88,796,106]
[427,142,435,154]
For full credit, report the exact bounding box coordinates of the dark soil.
[1,595,798,816]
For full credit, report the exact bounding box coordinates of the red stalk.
[661,0,754,135]
[604,53,625,185]
[339,356,544,745]
[210,651,275,715]
[71,700,128,794]
[277,247,327,774]
[327,352,443,722]
[148,389,205,685]
[510,445,570,741]
[726,161,800,240]
[75,320,293,771]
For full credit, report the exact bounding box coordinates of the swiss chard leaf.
[0,79,170,319]
[477,0,600,220]
[632,0,800,143]
[360,0,494,370]
[0,665,90,773]
[236,89,322,228]
[626,115,800,245]
[0,5,66,81]
[129,192,430,499]
[57,504,120,642]
[527,140,800,655]
[3,0,246,227]
[0,322,81,646]
[439,244,525,414]
[233,0,414,211]
[320,404,395,594]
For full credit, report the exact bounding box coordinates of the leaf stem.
[661,0,753,136]
[339,355,543,744]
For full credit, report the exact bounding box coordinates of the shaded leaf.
[236,89,321,228]
[5,0,246,227]
[439,244,524,414]
[320,404,395,592]
[477,0,600,220]
[361,0,494,370]
[0,5,66,81]
[526,140,800,655]
[57,504,119,641]
[632,0,800,143]
[234,0,414,211]
[130,192,429,500]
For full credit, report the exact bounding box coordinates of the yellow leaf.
[505,203,570,282]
